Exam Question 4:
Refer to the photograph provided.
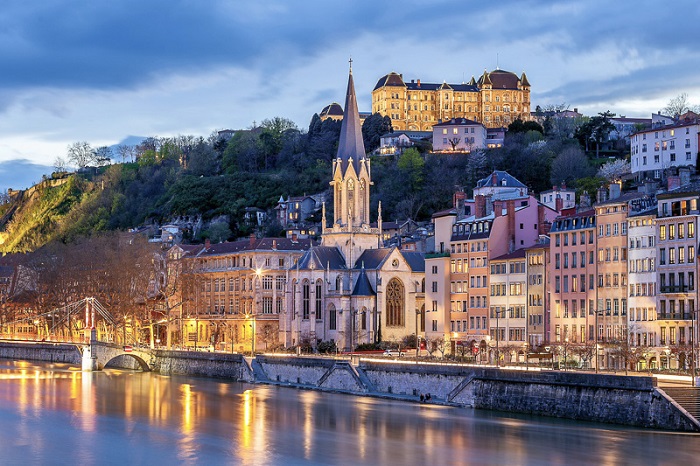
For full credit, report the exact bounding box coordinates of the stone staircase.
[662,387,700,421]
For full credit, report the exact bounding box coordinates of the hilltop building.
[372,68,531,131]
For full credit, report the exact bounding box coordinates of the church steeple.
[336,61,366,174]
[324,62,378,262]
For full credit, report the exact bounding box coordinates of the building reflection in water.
[1,360,699,465]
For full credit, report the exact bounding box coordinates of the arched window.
[335,275,342,292]
[315,279,323,321]
[386,278,405,327]
[420,304,426,332]
[302,280,310,320]
[292,279,297,317]
[329,304,337,330]
[361,307,367,330]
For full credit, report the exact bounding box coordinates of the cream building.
[372,69,531,131]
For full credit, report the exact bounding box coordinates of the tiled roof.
[478,69,522,89]
[476,171,526,189]
[199,238,313,256]
[355,248,392,270]
[433,118,482,127]
[296,246,347,270]
[373,72,406,90]
[491,248,527,261]
[352,267,376,296]
[320,102,343,116]
[401,251,425,272]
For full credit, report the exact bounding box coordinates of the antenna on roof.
[496,53,500,70]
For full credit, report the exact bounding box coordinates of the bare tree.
[94,146,113,166]
[53,156,68,173]
[662,93,700,118]
[116,144,137,163]
[447,137,461,151]
[67,141,95,168]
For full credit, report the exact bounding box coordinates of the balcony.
[659,285,691,293]
[656,313,693,321]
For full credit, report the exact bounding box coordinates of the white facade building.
[630,116,699,181]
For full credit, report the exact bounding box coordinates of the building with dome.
[284,65,426,351]
[371,68,531,131]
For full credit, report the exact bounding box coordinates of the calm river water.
[0,359,697,465]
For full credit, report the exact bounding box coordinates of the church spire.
[336,60,366,173]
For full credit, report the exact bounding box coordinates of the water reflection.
[0,360,698,465]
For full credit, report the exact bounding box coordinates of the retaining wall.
[1,342,696,431]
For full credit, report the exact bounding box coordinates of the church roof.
[336,66,367,174]
[354,248,392,270]
[352,267,376,296]
[401,251,425,272]
[320,102,343,117]
[296,246,347,270]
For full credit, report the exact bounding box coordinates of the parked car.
[383,349,404,357]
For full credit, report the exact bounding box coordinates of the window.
[329,305,337,330]
[315,280,323,320]
[302,281,310,320]
[386,278,405,327]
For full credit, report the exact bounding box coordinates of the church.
[283,65,426,351]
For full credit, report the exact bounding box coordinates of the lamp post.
[691,307,696,386]
[495,308,500,367]
[594,309,603,373]
[563,337,569,371]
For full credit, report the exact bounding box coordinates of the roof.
[433,118,482,127]
[431,208,457,219]
[550,209,596,233]
[336,68,367,173]
[296,246,347,270]
[0,265,14,278]
[320,102,343,117]
[355,248,392,270]
[352,267,376,296]
[476,171,526,189]
[595,191,648,207]
[491,248,527,261]
[401,251,425,272]
[373,72,406,90]
[199,238,313,256]
[477,69,523,90]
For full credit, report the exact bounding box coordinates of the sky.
[1,0,699,191]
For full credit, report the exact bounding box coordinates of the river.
[0,359,697,465]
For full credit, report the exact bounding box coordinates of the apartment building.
[489,249,528,363]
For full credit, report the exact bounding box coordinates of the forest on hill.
[0,110,626,254]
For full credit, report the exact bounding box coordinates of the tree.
[575,111,615,157]
[362,113,392,152]
[67,141,95,168]
[662,93,699,118]
[116,145,137,163]
[94,146,113,166]
[508,119,544,135]
[550,145,594,186]
[53,156,68,173]
[397,148,425,190]
[597,159,631,182]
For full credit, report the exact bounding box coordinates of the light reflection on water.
[0,359,698,465]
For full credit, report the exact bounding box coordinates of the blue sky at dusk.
[0,0,699,189]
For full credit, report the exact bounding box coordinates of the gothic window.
[315,279,323,320]
[361,307,367,330]
[386,278,405,327]
[336,275,342,291]
[302,280,310,320]
[329,304,337,330]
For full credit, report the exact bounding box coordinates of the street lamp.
[495,308,500,367]
[246,313,256,355]
[415,308,421,359]
[594,309,603,373]
[563,337,569,371]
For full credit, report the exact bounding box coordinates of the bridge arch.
[90,341,154,371]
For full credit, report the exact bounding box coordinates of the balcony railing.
[659,285,691,293]
[656,313,693,321]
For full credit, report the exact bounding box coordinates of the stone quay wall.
[1,342,697,432]
[0,341,81,365]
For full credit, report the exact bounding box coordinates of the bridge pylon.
[82,327,98,371]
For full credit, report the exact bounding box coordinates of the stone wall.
[0,341,81,365]
[1,342,697,431]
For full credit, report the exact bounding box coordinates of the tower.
[323,63,381,263]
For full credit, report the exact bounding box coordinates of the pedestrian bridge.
[83,340,155,371]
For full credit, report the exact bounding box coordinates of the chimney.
[292,233,298,242]
[417,79,421,87]
[491,172,498,186]
[249,234,256,246]
[272,239,277,250]
[596,186,607,204]
[608,182,621,200]
[574,108,578,114]
[475,195,487,218]
[453,190,467,210]
[537,204,546,235]
[493,200,504,217]
[205,238,211,249]
[506,200,516,251]
[555,196,563,212]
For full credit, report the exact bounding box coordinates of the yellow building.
[371,69,531,130]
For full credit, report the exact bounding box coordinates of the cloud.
[0,159,53,192]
